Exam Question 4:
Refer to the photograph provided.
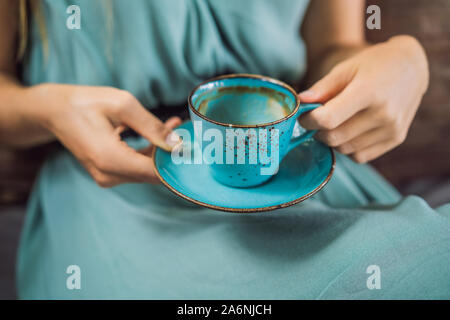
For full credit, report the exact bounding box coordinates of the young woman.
[1,0,448,299]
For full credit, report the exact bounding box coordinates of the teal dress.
[18,0,450,299]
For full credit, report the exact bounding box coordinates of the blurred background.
[1,0,449,299]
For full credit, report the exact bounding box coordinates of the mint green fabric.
[18,0,450,299]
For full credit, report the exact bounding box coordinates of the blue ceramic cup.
[188,74,320,188]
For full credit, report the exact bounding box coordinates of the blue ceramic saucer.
[152,121,335,213]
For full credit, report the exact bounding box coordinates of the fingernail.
[165,131,183,151]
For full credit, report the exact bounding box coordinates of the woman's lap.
[16,148,450,299]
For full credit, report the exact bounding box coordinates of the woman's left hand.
[299,35,429,163]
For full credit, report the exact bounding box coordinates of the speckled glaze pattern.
[188,74,321,187]
[152,120,335,212]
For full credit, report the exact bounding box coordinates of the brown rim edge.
[151,146,336,214]
[188,74,301,129]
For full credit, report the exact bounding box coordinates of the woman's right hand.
[31,84,182,187]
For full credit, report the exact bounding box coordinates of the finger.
[346,96,418,160]
[94,150,162,185]
[117,96,181,152]
[102,169,160,186]
[135,117,183,155]
[298,63,355,103]
[335,127,392,155]
[84,157,143,188]
[351,139,399,164]
[314,108,383,147]
[164,116,183,129]
[89,169,141,188]
[93,138,161,184]
[299,81,369,131]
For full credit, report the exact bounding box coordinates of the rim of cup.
[188,73,301,128]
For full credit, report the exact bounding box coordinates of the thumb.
[119,101,182,152]
[299,63,353,103]
[138,116,184,156]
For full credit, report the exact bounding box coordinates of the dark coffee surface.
[197,86,291,125]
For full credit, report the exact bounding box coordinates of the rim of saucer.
[151,140,336,213]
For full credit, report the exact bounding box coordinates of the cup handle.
[286,103,322,153]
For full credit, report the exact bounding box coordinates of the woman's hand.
[31,84,182,187]
[299,35,429,163]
